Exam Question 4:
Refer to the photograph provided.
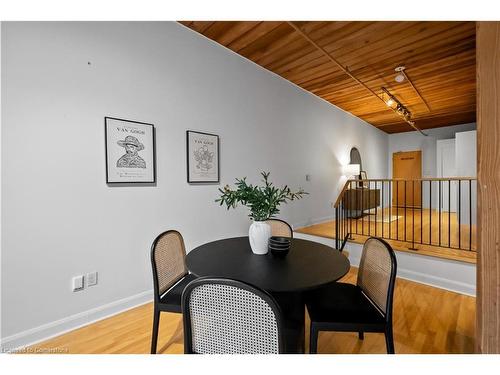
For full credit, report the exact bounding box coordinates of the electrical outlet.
[305,174,311,181]
[87,272,98,287]
[72,275,84,292]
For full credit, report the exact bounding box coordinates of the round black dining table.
[186,236,350,353]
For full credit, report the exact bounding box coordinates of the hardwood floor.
[24,268,475,354]
[296,207,477,263]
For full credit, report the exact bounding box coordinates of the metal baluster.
[411,180,416,250]
[371,180,374,236]
[335,206,339,250]
[373,180,376,237]
[429,180,432,245]
[355,180,359,236]
[420,180,423,245]
[469,179,472,251]
[458,180,461,249]
[382,181,384,238]
[337,200,340,247]
[340,200,343,246]
[343,198,346,242]
[349,181,353,239]
[362,184,365,236]
[404,180,407,243]
[342,188,345,242]
[439,180,442,247]
[448,180,451,248]
[339,204,342,250]
[396,181,399,241]
[389,181,391,240]
[410,180,415,250]
[373,181,378,237]
[368,181,371,236]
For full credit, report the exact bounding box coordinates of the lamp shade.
[343,163,360,177]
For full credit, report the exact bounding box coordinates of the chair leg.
[309,324,319,354]
[358,331,364,340]
[385,327,395,354]
[150,308,160,354]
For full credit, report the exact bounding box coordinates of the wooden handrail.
[346,177,477,182]
[334,177,477,208]
[334,180,353,208]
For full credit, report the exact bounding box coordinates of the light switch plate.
[72,275,84,292]
[87,272,98,287]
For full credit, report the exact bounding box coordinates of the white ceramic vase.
[248,221,271,255]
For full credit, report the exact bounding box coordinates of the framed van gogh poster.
[186,130,219,183]
[105,117,156,183]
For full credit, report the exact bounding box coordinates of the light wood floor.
[296,207,477,263]
[24,268,475,354]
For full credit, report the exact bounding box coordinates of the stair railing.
[334,177,477,252]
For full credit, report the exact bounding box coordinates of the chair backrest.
[150,230,188,299]
[357,237,397,320]
[182,277,284,354]
[266,219,293,238]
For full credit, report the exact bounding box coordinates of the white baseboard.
[291,215,334,230]
[395,267,476,296]
[1,289,153,352]
[2,231,476,351]
[294,232,476,297]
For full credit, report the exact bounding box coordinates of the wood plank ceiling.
[179,21,476,133]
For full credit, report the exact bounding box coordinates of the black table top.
[186,236,350,293]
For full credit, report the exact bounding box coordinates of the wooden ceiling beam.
[288,21,430,135]
[286,21,385,103]
[287,21,427,134]
[401,69,431,112]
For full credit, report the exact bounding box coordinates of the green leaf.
[215,172,307,221]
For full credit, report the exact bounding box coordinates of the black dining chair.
[182,277,285,354]
[306,237,397,354]
[150,230,197,354]
[266,218,293,238]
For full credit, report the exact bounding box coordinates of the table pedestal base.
[271,291,306,354]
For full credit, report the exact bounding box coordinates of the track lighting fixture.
[381,87,416,127]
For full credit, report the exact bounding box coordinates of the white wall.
[1,21,388,347]
[388,123,476,178]
[436,139,457,212]
[456,131,477,225]
[295,232,476,296]
[388,123,476,208]
[456,131,477,177]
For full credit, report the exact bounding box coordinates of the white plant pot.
[248,221,271,255]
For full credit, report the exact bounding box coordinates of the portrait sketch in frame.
[186,130,220,184]
[105,117,156,184]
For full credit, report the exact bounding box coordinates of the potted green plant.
[216,172,307,254]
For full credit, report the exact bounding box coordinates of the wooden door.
[392,151,422,207]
